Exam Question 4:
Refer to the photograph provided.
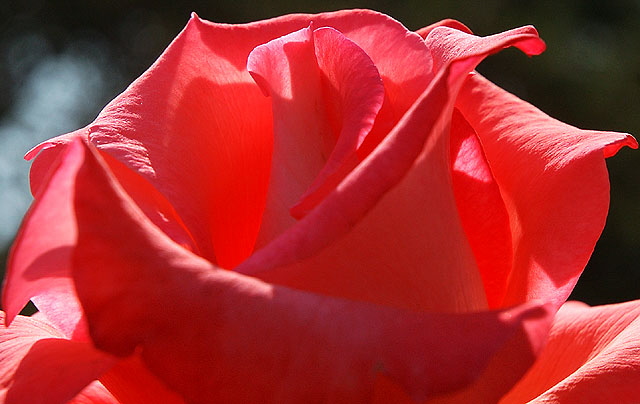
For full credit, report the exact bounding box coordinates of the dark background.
[1,0,638,306]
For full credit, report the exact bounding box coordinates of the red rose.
[2,10,637,403]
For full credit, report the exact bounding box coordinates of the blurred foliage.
[0,0,638,305]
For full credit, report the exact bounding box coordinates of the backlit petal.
[3,139,86,338]
[69,138,554,403]
[0,312,116,404]
[501,300,640,403]
[456,74,637,309]
[237,24,546,314]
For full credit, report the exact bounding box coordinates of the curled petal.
[67,382,119,404]
[3,139,87,338]
[426,25,546,72]
[25,10,431,271]
[237,23,547,314]
[416,19,473,38]
[69,139,553,403]
[456,74,637,309]
[247,24,386,222]
[450,109,513,309]
[0,312,117,404]
[502,300,640,403]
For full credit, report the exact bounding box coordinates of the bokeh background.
[1,0,638,306]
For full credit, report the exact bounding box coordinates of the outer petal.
[456,73,637,309]
[0,312,117,404]
[5,136,196,339]
[70,138,553,403]
[25,10,432,271]
[237,25,547,314]
[98,356,186,404]
[5,141,189,404]
[450,109,513,309]
[416,19,472,38]
[68,382,119,404]
[86,14,273,268]
[3,139,87,338]
[501,300,640,403]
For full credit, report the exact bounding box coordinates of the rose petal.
[450,109,513,309]
[426,25,546,72]
[86,14,274,268]
[416,19,473,38]
[68,381,119,404]
[7,137,197,340]
[68,140,554,402]
[23,11,432,271]
[0,312,117,404]
[25,129,82,196]
[247,24,386,239]
[99,356,185,404]
[501,300,640,403]
[3,139,86,338]
[237,25,546,314]
[456,73,638,309]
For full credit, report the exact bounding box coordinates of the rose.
[1,9,637,403]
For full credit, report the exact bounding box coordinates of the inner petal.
[450,109,513,309]
[248,25,385,247]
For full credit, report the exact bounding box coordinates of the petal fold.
[69,139,554,403]
[456,74,637,309]
[450,109,513,309]
[237,23,547,314]
[502,300,640,403]
[3,139,87,338]
[0,312,117,404]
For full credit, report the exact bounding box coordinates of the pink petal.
[450,109,513,309]
[456,74,637,309]
[425,25,545,73]
[8,137,198,338]
[24,10,433,271]
[237,25,546,314]
[247,24,386,239]
[501,300,640,403]
[3,139,87,338]
[68,140,554,402]
[85,14,274,268]
[68,382,119,404]
[416,19,473,38]
[0,312,117,404]
[25,129,82,196]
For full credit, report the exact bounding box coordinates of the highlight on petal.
[17,9,429,272]
[67,381,119,404]
[501,300,640,403]
[416,19,473,38]
[85,14,274,269]
[456,73,638,309]
[3,139,87,339]
[425,25,545,73]
[25,129,85,197]
[247,23,386,238]
[237,22,547,315]
[450,109,513,309]
[0,312,117,404]
[67,139,554,402]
